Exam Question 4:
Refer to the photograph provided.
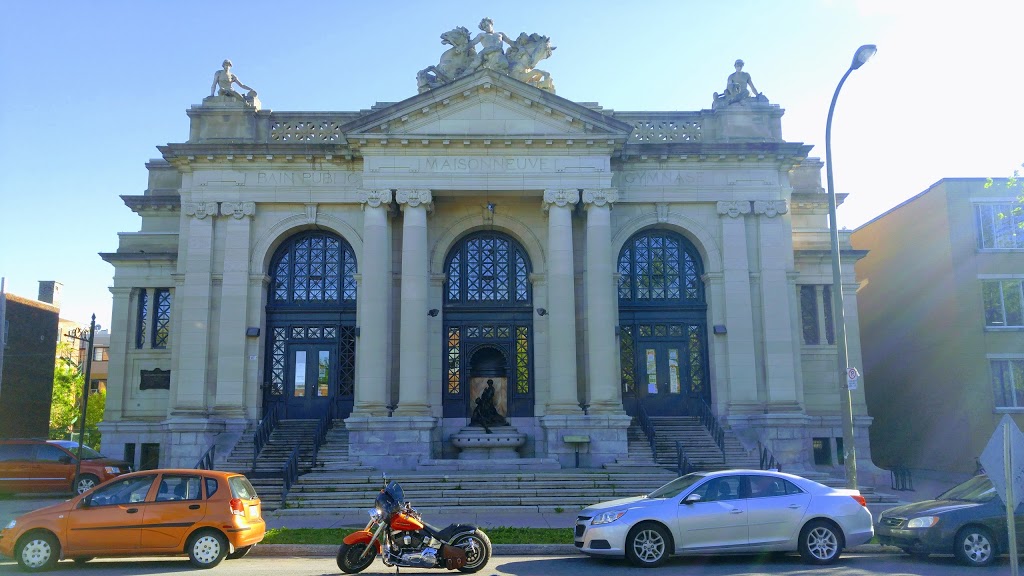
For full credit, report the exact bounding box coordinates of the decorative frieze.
[219,201,255,219]
[631,119,702,142]
[183,202,218,219]
[359,189,393,208]
[716,200,751,218]
[542,188,579,211]
[753,199,789,218]
[270,120,343,142]
[582,189,619,207]
[395,189,433,209]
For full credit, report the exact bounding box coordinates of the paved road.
[0,553,1018,575]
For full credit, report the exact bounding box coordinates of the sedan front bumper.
[574,515,632,558]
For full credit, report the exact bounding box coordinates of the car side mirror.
[59,455,73,465]
[683,493,702,505]
[79,496,91,509]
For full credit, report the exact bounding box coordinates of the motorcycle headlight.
[4,520,15,530]
[591,510,626,525]
[104,467,121,474]
[906,516,939,528]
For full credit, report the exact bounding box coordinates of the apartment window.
[93,347,108,362]
[135,289,148,348]
[89,379,106,394]
[992,359,1024,409]
[799,285,835,345]
[977,203,1024,249]
[153,289,172,348]
[983,280,1024,327]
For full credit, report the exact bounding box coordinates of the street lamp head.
[850,44,877,71]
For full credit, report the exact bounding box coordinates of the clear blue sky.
[1,0,1020,328]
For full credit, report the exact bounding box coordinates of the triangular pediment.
[342,69,632,140]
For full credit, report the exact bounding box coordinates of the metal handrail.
[691,396,725,453]
[637,405,657,455]
[310,402,335,469]
[758,440,780,471]
[281,444,301,502]
[194,445,216,470]
[252,403,281,473]
[676,440,694,476]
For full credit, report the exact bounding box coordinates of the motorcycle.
[336,476,492,574]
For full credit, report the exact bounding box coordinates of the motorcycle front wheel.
[337,542,375,574]
[452,530,492,573]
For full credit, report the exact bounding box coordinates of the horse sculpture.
[417,26,477,93]
[506,32,556,93]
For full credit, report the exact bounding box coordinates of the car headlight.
[591,510,626,525]
[104,466,121,474]
[906,516,939,528]
[4,520,15,530]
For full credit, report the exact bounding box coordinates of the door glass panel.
[645,348,657,394]
[294,351,306,397]
[668,348,680,393]
[317,350,330,397]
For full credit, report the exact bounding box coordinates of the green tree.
[49,341,104,449]
[985,165,1023,225]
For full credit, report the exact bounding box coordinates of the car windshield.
[936,475,996,503]
[56,443,104,459]
[648,473,706,499]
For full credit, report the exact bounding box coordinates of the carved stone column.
[214,202,255,416]
[352,190,392,416]
[173,201,218,414]
[394,189,432,416]
[753,199,800,408]
[103,287,133,421]
[543,189,581,414]
[716,200,759,408]
[582,189,622,414]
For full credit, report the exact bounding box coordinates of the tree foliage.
[49,340,105,449]
[985,165,1023,226]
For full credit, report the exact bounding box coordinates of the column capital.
[395,189,433,209]
[219,201,255,219]
[358,189,393,209]
[183,202,218,219]
[753,199,788,218]
[581,188,619,208]
[716,200,752,218]
[542,188,579,212]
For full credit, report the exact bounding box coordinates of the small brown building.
[0,292,59,438]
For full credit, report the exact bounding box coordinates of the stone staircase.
[646,416,760,470]
[219,419,320,510]
[279,470,678,513]
[604,426,660,468]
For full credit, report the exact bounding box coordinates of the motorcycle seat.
[423,522,477,542]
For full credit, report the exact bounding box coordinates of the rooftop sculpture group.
[417,18,556,94]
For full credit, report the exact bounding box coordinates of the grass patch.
[262,526,573,545]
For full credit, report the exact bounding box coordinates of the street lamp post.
[825,44,876,490]
[65,314,97,492]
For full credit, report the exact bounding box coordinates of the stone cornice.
[121,194,180,213]
[617,141,813,167]
[100,252,178,264]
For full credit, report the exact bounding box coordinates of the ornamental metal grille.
[446,232,531,305]
[269,231,357,306]
[153,289,172,348]
[688,324,705,393]
[516,326,530,393]
[619,325,636,394]
[135,289,148,349]
[800,285,819,345]
[823,285,835,345]
[338,325,356,397]
[447,327,461,394]
[617,231,703,303]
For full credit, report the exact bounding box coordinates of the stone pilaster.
[394,189,432,416]
[173,202,218,413]
[103,287,133,421]
[753,200,800,408]
[214,202,255,416]
[543,189,581,414]
[582,189,622,414]
[716,200,759,409]
[352,190,392,416]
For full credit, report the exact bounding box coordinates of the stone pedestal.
[345,415,437,470]
[540,413,631,468]
[451,426,526,459]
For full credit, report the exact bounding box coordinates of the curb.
[249,543,900,558]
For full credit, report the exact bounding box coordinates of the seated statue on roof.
[713,59,768,108]
[210,59,259,108]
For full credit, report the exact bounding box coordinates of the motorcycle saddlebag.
[440,544,467,570]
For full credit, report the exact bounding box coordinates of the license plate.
[249,506,259,518]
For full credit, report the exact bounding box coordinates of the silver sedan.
[574,469,873,567]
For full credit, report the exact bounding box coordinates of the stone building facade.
[99,64,877,476]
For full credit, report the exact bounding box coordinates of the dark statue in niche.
[470,379,508,433]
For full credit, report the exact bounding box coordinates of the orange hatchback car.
[0,469,265,571]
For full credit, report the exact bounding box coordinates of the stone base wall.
[98,417,249,469]
[345,415,438,469]
[540,414,631,468]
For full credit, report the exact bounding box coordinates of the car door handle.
[788,504,802,509]
[126,508,139,514]
[729,509,744,514]
[189,505,201,510]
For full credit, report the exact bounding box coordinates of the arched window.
[268,231,357,307]
[446,232,531,306]
[618,230,704,305]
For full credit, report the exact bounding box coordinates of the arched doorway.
[442,232,534,419]
[264,231,357,420]
[617,229,709,417]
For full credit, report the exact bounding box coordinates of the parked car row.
[0,439,132,495]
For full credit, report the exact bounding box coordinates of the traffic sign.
[846,367,859,390]
[979,414,1024,509]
